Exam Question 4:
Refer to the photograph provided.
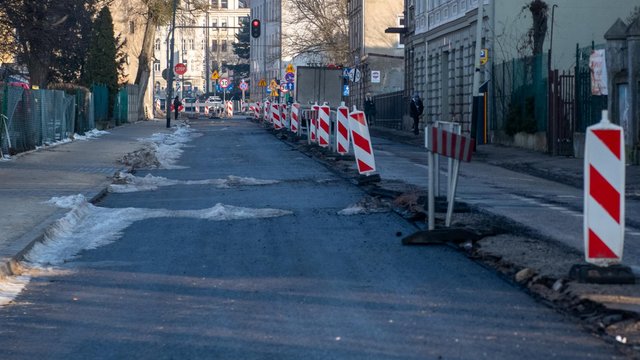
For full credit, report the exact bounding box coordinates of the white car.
[206,96,223,117]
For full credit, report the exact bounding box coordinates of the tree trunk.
[28,53,51,87]
[134,17,156,120]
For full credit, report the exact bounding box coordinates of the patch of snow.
[31,194,292,267]
[0,276,30,307]
[338,206,369,216]
[108,173,279,193]
[73,129,110,141]
[138,124,197,169]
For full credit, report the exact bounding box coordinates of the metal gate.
[548,69,575,156]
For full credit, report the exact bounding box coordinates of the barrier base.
[402,228,481,246]
[569,264,635,284]
[353,174,381,185]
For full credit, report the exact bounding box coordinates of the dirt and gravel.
[266,125,640,358]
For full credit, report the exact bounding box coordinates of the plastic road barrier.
[280,103,288,129]
[348,107,376,175]
[264,101,270,124]
[584,110,625,266]
[290,103,300,134]
[255,102,261,119]
[226,101,234,118]
[425,125,475,230]
[318,104,331,147]
[310,103,319,143]
[271,102,282,129]
[336,104,350,155]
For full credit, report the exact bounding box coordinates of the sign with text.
[371,70,381,83]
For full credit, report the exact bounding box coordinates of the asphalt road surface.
[0,118,625,359]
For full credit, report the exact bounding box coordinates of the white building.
[153,0,250,99]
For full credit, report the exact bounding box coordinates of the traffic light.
[251,19,261,38]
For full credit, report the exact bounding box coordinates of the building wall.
[410,0,638,136]
[153,0,249,100]
[349,0,405,110]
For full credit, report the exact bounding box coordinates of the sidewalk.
[369,126,640,200]
[0,119,171,277]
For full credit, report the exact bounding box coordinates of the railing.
[372,90,404,130]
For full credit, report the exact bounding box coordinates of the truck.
[294,66,344,107]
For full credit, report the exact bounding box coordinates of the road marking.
[628,232,640,237]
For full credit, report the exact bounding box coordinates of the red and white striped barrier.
[280,103,287,129]
[336,104,350,155]
[584,110,625,266]
[255,102,261,119]
[264,101,271,123]
[348,107,376,175]
[226,101,233,118]
[203,105,209,117]
[310,103,319,143]
[241,101,248,113]
[318,104,331,147]
[290,103,300,134]
[271,102,283,129]
[426,126,474,162]
[425,124,475,229]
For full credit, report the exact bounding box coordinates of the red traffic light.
[251,19,261,38]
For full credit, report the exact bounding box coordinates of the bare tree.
[284,0,349,65]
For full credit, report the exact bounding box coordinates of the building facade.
[152,0,250,100]
[347,0,405,109]
[406,0,639,143]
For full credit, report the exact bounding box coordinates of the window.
[188,39,194,50]
[398,16,405,48]
[211,18,218,27]
[210,0,218,8]
[153,62,161,72]
[155,38,161,51]
[182,39,187,50]
[221,0,228,8]
[222,40,228,52]
[212,40,218,52]
[221,19,227,28]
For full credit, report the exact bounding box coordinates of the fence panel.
[92,84,109,123]
[126,84,139,123]
[372,91,404,130]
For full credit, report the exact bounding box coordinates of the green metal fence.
[491,53,548,136]
[0,84,97,155]
[91,84,109,123]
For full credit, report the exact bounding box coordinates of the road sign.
[342,68,351,79]
[285,72,295,83]
[258,79,267,87]
[162,68,168,80]
[371,70,381,83]
[480,48,489,65]
[239,82,248,91]
[174,63,187,75]
[220,78,230,89]
[285,82,294,91]
[286,64,295,73]
[211,70,219,80]
[280,84,288,93]
[270,79,278,89]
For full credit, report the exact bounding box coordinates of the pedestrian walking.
[410,93,424,135]
[364,93,376,124]
[173,96,182,121]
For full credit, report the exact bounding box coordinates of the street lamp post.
[166,0,178,128]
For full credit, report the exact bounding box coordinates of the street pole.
[166,0,178,128]
[470,1,484,145]
[205,11,210,95]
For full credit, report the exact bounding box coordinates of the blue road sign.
[343,84,350,96]
[285,82,294,91]
[285,72,295,83]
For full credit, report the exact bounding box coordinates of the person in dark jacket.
[364,93,376,124]
[409,93,424,135]
[173,96,182,120]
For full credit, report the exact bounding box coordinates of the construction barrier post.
[336,102,350,155]
[291,103,300,135]
[318,103,331,148]
[569,110,635,284]
[348,106,376,176]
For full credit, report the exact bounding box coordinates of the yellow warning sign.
[480,48,489,65]
[211,70,219,80]
[285,64,295,73]
[258,79,267,87]
[270,79,278,89]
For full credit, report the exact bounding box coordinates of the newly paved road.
[0,118,624,359]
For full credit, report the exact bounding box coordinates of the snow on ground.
[145,124,198,169]
[338,196,391,216]
[109,173,280,193]
[0,194,292,306]
[73,129,110,141]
